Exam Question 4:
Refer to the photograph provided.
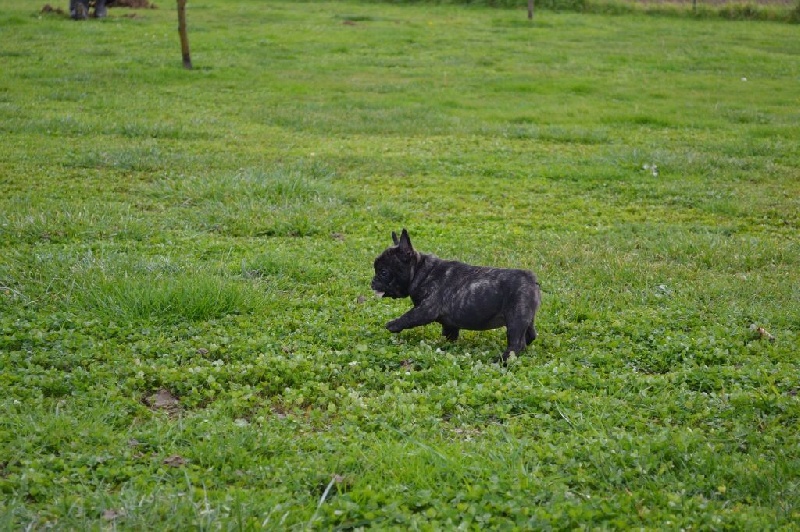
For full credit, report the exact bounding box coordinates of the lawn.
[1,0,798,528]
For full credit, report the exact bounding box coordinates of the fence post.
[177,0,192,69]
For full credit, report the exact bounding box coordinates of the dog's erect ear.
[391,231,400,245]
[398,229,413,252]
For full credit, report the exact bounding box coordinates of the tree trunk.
[528,0,535,19]
[177,0,192,69]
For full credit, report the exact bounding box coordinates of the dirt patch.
[108,0,158,8]
[41,4,65,14]
[163,454,187,467]
[144,388,181,415]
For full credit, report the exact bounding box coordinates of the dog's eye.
[380,269,390,278]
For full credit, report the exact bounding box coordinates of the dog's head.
[371,229,419,299]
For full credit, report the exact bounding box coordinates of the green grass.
[358,0,800,23]
[1,0,799,528]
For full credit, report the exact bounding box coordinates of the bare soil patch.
[108,0,158,8]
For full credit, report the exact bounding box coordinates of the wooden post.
[177,0,192,69]
[528,0,534,19]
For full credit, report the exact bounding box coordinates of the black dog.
[371,229,541,362]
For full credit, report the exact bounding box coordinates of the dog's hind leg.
[502,320,528,362]
[525,323,537,345]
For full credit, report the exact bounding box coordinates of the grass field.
[1,0,799,528]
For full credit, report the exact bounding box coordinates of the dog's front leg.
[386,305,437,333]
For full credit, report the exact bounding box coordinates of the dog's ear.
[391,231,400,245]
[398,229,413,252]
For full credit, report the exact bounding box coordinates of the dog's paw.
[386,319,403,333]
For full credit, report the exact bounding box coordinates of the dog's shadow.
[386,327,509,364]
